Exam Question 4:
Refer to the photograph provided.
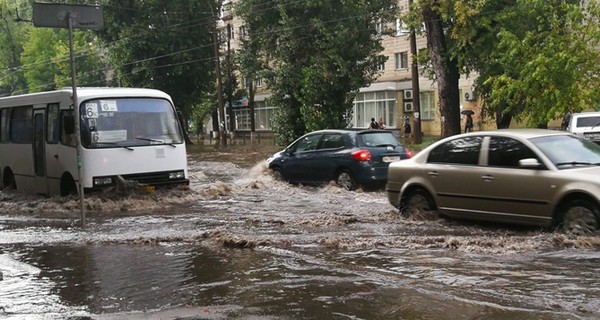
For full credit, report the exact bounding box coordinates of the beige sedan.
[386,129,600,234]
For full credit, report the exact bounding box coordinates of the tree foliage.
[453,0,600,128]
[236,0,397,145]
[1,0,107,95]
[21,28,107,92]
[0,0,28,96]
[98,0,217,128]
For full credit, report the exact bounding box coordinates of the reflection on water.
[1,144,600,319]
[3,242,598,319]
[0,250,88,318]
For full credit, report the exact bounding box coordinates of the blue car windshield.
[531,135,600,168]
[80,97,183,148]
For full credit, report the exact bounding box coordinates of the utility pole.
[211,10,226,145]
[227,23,235,137]
[248,77,256,144]
[409,0,422,144]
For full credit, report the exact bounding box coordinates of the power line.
[2,0,410,94]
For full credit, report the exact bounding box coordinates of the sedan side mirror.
[518,158,542,168]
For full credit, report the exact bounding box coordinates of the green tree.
[98,0,217,139]
[454,0,600,128]
[1,0,108,95]
[20,28,60,92]
[52,30,107,89]
[236,0,397,145]
[21,27,108,93]
[0,0,28,96]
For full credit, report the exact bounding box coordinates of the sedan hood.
[566,166,600,180]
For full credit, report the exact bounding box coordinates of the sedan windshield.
[531,135,600,169]
[80,97,183,149]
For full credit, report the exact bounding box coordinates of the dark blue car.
[266,129,412,190]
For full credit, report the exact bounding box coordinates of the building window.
[231,101,276,130]
[375,20,383,35]
[243,76,263,89]
[395,19,409,36]
[239,25,247,38]
[420,91,435,120]
[376,56,385,71]
[352,91,397,128]
[395,52,408,69]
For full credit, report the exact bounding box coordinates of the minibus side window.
[61,110,76,147]
[10,106,33,144]
[0,109,9,143]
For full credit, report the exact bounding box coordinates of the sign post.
[32,3,104,227]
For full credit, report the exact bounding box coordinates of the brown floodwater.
[1,143,599,319]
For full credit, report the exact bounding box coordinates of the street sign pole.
[66,13,85,226]
[32,2,104,227]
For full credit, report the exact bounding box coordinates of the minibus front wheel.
[61,173,77,196]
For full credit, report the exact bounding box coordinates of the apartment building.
[217,0,483,136]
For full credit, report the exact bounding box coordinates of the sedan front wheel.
[560,199,599,235]
[400,188,436,219]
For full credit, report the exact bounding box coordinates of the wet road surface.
[1,144,600,319]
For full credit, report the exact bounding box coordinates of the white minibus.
[0,87,189,196]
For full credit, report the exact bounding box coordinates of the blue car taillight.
[351,149,372,161]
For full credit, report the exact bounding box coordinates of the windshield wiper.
[94,142,134,151]
[136,137,176,148]
[555,161,600,167]
[591,121,600,129]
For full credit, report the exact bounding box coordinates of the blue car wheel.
[336,170,356,190]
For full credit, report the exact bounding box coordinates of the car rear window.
[359,132,401,147]
[576,116,600,127]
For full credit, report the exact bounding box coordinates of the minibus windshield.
[80,97,183,148]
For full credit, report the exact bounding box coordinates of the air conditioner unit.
[464,91,476,101]
[404,101,414,112]
[404,89,413,100]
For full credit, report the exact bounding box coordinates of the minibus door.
[33,110,48,195]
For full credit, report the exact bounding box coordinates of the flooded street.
[1,143,600,319]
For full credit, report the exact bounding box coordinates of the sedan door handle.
[428,171,439,177]
[482,175,494,182]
